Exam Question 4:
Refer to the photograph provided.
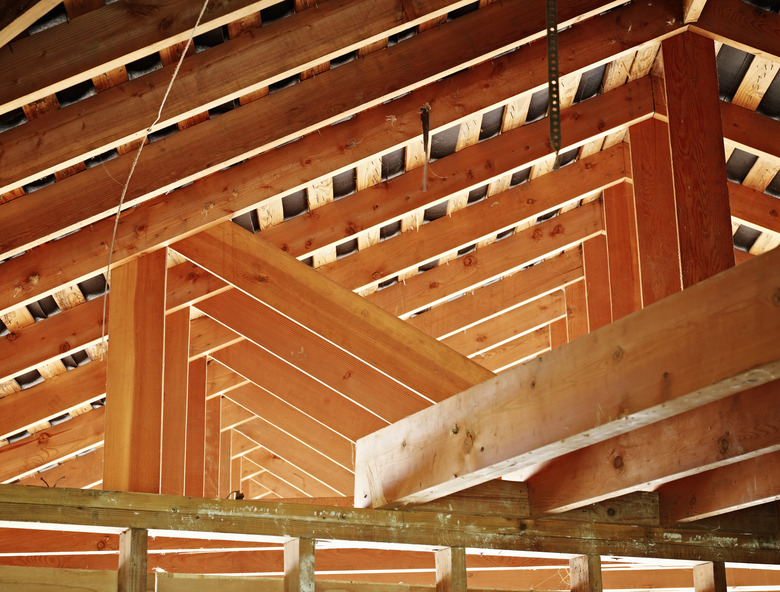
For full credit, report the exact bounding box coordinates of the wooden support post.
[204,394,221,499]
[285,537,315,592]
[185,357,207,497]
[161,307,189,495]
[104,248,167,493]
[118,528,147,592]
[435,546,467,592]
[603,183,641,320]
[570,555,602,592]
[694,561,727,592]
[628,117,682,306]
[662,32,734,286]
[582,235,612,331]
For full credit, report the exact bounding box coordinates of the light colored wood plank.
[683,0,707,23]
[204,396,221,498]
[242,447,341,499]
[174,222,494,403]
[354,246,780,507]
[731,56,778,111]
[570,555,602,592]
[662,32,734,286]
[469,326,549,373]
[104,249,167,493]
[15,447,104,489]
[0,566,117,592]
[435,547,466,592]
[0,0,60,48]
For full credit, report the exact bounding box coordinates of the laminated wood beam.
[658,449,780,523]
[0,0,60,48]
[221,378,356,470]
[526,380,780,514]
[354,246,780,508]
[662,32,734,286]
[692,0,780,62]
[285,538,315,592]
[173,222,494,403]
[0,0,474,194]
[407,251,584,340]
[0,0,624,261]
[185,358,207,498]
[0,0,683,314]
[0,0,275,116]
[0,359,105,441]
[103,249,166,494]
[693,562,727,592]
[263,84,646,264]
[318,143,634,293]
[628,117,682,306]
[0,485,778,563]
[367,199,605,318]
[197,290,428,421]
[161,308,189,496]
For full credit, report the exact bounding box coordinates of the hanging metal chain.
[546,0,561,166]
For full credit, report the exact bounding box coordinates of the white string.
[100,0,211,359]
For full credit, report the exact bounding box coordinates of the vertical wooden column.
[161,308,190,495]
[118,528,148,592]
[185,357,207,497]
[628,117,683,306]
[564,280,588,342]
[204,394,221,498]
[285,537,315,592]
[694,561,727,592]
[603,183,642,320]
[104,249,167,493]
[582,235,612,331]
[435,546,467,592]
[662,32,734,286]
[218,400,232,499]
[570,555,602,592]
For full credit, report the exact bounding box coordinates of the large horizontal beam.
[0,0,622,261]
[353,246,780,508]
[0,485,776,563]
[0,0,275,115]
[0,0,683,316]
[691,0,780,62]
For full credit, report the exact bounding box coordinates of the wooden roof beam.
[0,485,777,562]
[0,0,277,116]
[0,0,682,314]
[691,0,780,62]
[0,0,479,194]
[0,0,624,261]
[354,246,780,508]
[242,448,341,499]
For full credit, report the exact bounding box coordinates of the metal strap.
[546,0,561,166]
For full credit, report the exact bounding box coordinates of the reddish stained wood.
[628,118,682,306]
[218,420,232,498]
[720,100,780,163]
[729,181,780,236]
[470,326,550,373]
[204,396,221,498]
[15,447,104,489]
[161,308,189,496]
[582,235,612,331]
[564,278,589,342]
[693,562,727,592]
[662,32,734,287]
[103,249,167,493]
[185,357,207,497]
[603,182,642,319]
[692,0,780,62]
[549,318,568,350]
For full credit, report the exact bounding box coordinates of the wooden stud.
[104,249,167,493]
[564,279,589,342]
[161,308,189,496]
[185,357,208,497]
[570,555,602,592]
[693,562,727,592]
[582,234,612,331]
[628,118,682,306]
[435,547,467,592]
[284,538,315,592]
[603,182,642,319]
[662,32,734,286]
[118,528,148,592]
[204,396,222,498]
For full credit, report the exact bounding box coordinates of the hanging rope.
[546,0,562,170]
[99,0,212,359]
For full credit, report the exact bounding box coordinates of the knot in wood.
[613,455,624,470]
